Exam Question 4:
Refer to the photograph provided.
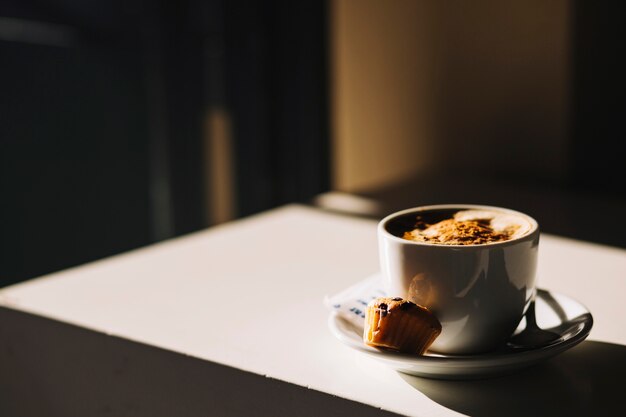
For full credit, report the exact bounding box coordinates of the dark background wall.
[0,0,329,286]
[329,0,625,248]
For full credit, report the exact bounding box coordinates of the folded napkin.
[324,274,385,330]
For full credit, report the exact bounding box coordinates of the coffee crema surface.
[399,209,531,245]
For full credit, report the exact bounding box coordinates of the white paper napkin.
[323,274,385,330]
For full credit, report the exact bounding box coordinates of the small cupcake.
[364,297,441,354]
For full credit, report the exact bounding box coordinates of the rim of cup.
[378,204,539,248]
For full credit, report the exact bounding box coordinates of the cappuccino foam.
[402,209,531,245]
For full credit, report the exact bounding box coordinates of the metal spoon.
[507,299,561,350]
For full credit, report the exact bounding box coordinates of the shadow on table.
[400,340,625,416]
[0,307,403,417]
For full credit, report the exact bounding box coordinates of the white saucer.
[328,289,593,380]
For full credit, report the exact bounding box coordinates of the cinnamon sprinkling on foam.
[403,217,519,245]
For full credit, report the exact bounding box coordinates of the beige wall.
[331,0,570,192]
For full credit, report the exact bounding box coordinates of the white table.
[1,205,625,416]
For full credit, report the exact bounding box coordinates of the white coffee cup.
[378,204,539,355]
